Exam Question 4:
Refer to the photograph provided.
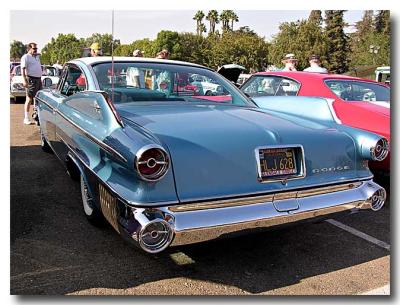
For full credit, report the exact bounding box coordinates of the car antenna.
[111,9,115,104]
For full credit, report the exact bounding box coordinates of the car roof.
[71,56,210,70]
[254,71,380,84]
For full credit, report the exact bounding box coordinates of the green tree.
[10,40,26,61]
[40,33,85,64]
[85,33,120,56]
[324,10,350,73]
[206,10,220,34]
[308,10,323,26]
[375,10,390,34]
[154,30,181,59]
[206,31,268,71]
[193,10,207,36]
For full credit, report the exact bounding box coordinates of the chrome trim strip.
[169,181,363,212]
[36,96,55,111]
[325,98,342,124]
[174,175,374,204]
[56,109,127,163]
[254,144,306,183]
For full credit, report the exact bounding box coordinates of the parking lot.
[10,102,390,295]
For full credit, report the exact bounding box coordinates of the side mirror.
[42,77,53,88]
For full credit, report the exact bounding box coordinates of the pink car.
[240,71,390,175]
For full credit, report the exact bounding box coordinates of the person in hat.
[156,49,170,59]
[132,49,144,57]
[282,53,298,71]
[303,54,328,73]
[90,42,102,57]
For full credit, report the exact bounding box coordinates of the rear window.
[325,80,390,103]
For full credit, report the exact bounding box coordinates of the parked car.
[240,71,390,176]
[10,65,60,99]
[10,61,20,74]
[375,66,390,85]
[237,73,252,86]
[35,57,387,254]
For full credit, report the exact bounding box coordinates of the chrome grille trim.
[169,181,363,212]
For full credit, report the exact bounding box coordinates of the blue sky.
[10,10,365,51]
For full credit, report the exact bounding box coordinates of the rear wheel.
[80,175,105,226]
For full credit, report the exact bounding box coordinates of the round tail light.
[135,145,169,181]
[371,138,389,161]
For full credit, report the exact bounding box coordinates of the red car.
[240,71,390,175]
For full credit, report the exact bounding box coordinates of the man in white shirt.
[126,49,146,88]
[21,43,42,125]
[303,54,328,74]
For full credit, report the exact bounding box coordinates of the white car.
[190,74,224,96]
[10,65,60,99]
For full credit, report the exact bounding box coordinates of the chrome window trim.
[325,98,342,124]
[254,144,306,183]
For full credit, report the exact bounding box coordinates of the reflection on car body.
[36,57,388,254]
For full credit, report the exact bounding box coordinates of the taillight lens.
[371,138,389,161]
[135,147,169,181]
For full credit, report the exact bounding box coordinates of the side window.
[60,65,87,96]
[275,78,300,96]
[242,76,300,97]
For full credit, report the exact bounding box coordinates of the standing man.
[303,54,328,73]
[21,42,42,125]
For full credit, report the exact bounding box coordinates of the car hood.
[117,102,362,202]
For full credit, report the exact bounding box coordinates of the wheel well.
[65,154,81,181]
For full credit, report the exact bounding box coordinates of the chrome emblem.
[312,165,350,174]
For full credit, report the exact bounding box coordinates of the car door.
[51,64,89,159]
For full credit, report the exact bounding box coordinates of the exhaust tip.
[138,219,174,253]
[370,188,386,211]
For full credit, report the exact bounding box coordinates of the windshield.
[240,75,301,97]
[91,62,253,106]
[325,80,390,103]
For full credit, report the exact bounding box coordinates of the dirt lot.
[10,102,390,295]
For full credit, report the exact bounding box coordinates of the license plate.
[258,147,297,178]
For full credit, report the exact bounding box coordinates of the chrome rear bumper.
[115,180,385,253]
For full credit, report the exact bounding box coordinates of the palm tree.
[206,10,220,34]
[220,10,230,33]
[193,10,205,36]
[229,11,239,31]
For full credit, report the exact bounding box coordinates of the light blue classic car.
[36,57,388,254]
